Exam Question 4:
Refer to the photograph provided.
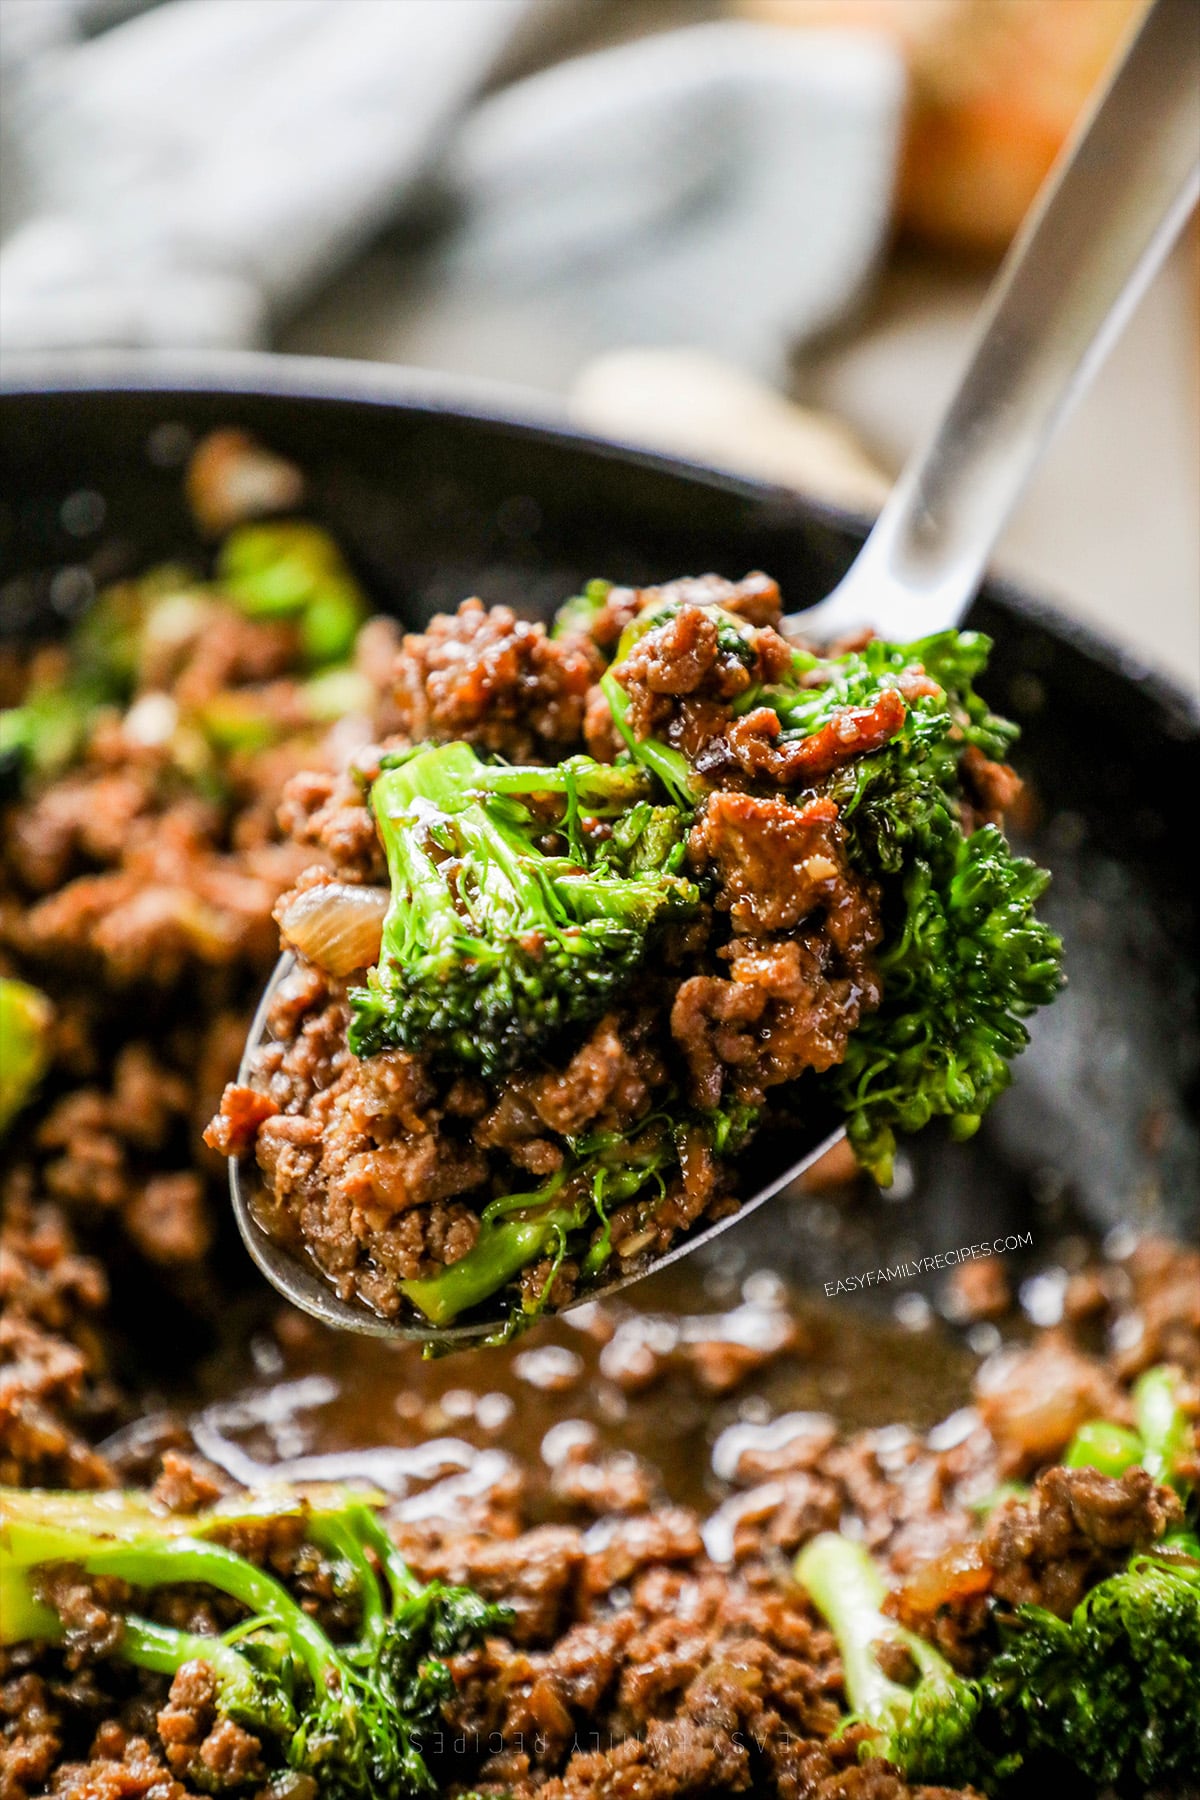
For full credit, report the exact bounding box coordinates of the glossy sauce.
[183,1257,977,1526]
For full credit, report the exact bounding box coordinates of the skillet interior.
[2,369,1197,1326]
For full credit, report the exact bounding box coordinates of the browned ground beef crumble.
[3,452,1197,1799]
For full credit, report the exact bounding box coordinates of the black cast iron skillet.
[2,354,1196,1327]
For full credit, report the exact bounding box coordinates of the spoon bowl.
[231,954,845,1340]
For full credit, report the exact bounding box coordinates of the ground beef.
[210,981,706,1317]
[726,691,909,786]
[1,662,319,989]
[958,745,1023,828]
[392,598,601,762]
[155,1662,264,1789]
[24,1042,213,1267]
[612,606,793,754]
[275,762,386,885]
[671,931,880,1111]
[575,572,784,661]
[4,485,1195,1800]
[0,1192,117,1490]
[973,1333,1131,1477]
[443,1544,967,1799]
[1,1671,63,1800]
[880,1442,1185,1666]
[29,1568,129,1668]
[149,1450,229,1515]
[47,1721,191,1799]
[980,1462,1182,1615]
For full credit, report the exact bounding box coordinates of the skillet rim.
[2,346,1197,737]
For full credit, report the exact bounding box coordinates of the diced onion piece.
[278,883,388,976]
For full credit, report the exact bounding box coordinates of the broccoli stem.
[48,1536,335,1693]
[1064,1420,1144,1477]
[1134,1365,1192,1495]
[795,1533,941,1742]
[400,1197,583,1327]
[341,1502,423,1607]
[10,1605,296,1736]
[599,671,699,807]
[471,755,651,815]
[305,1513,388,1647]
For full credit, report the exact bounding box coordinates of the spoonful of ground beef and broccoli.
[208,576,1063,1342]
[209,0,1196,1343]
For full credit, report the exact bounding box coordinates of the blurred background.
[1,0,1196,687]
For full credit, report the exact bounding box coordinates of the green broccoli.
[1133,1362,1195,1499]
[830,820,1062,1184]
[982,1553,1200,1792]
[551,576,612,640]
[795,1533,994,1788]
[1065,1362,1195,1508]
[797,1528,1200,1795]
[0,976,53,1134]
[0,675,107,790]
[216,520,367,666]
[1,524,365,797]
[587,603,1064,1184]
[0,1484,509,1797]
[348,740,700,1077]
[1063,1418,1144,1476]
[398,1113,701,1333]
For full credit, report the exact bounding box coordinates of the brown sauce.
[178,1259,977,1525]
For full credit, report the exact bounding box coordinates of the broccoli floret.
[596,611,1062,1182]
[0,1484,510,1797]
[797,1526,1200,1796]
[349,741,700,1077]
[829,821,1063,1184]
[770,635,1060,1183]
[982,1554,1200,1791]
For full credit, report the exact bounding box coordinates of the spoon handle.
[800,0,1200,644]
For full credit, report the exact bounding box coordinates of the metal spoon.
[796,0,1199,645]
[230,0,1200,1342]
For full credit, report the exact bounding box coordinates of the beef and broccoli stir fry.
[204,556,1062,1334]
[2,1219,1198,1799]
[1,429,1194,1800]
